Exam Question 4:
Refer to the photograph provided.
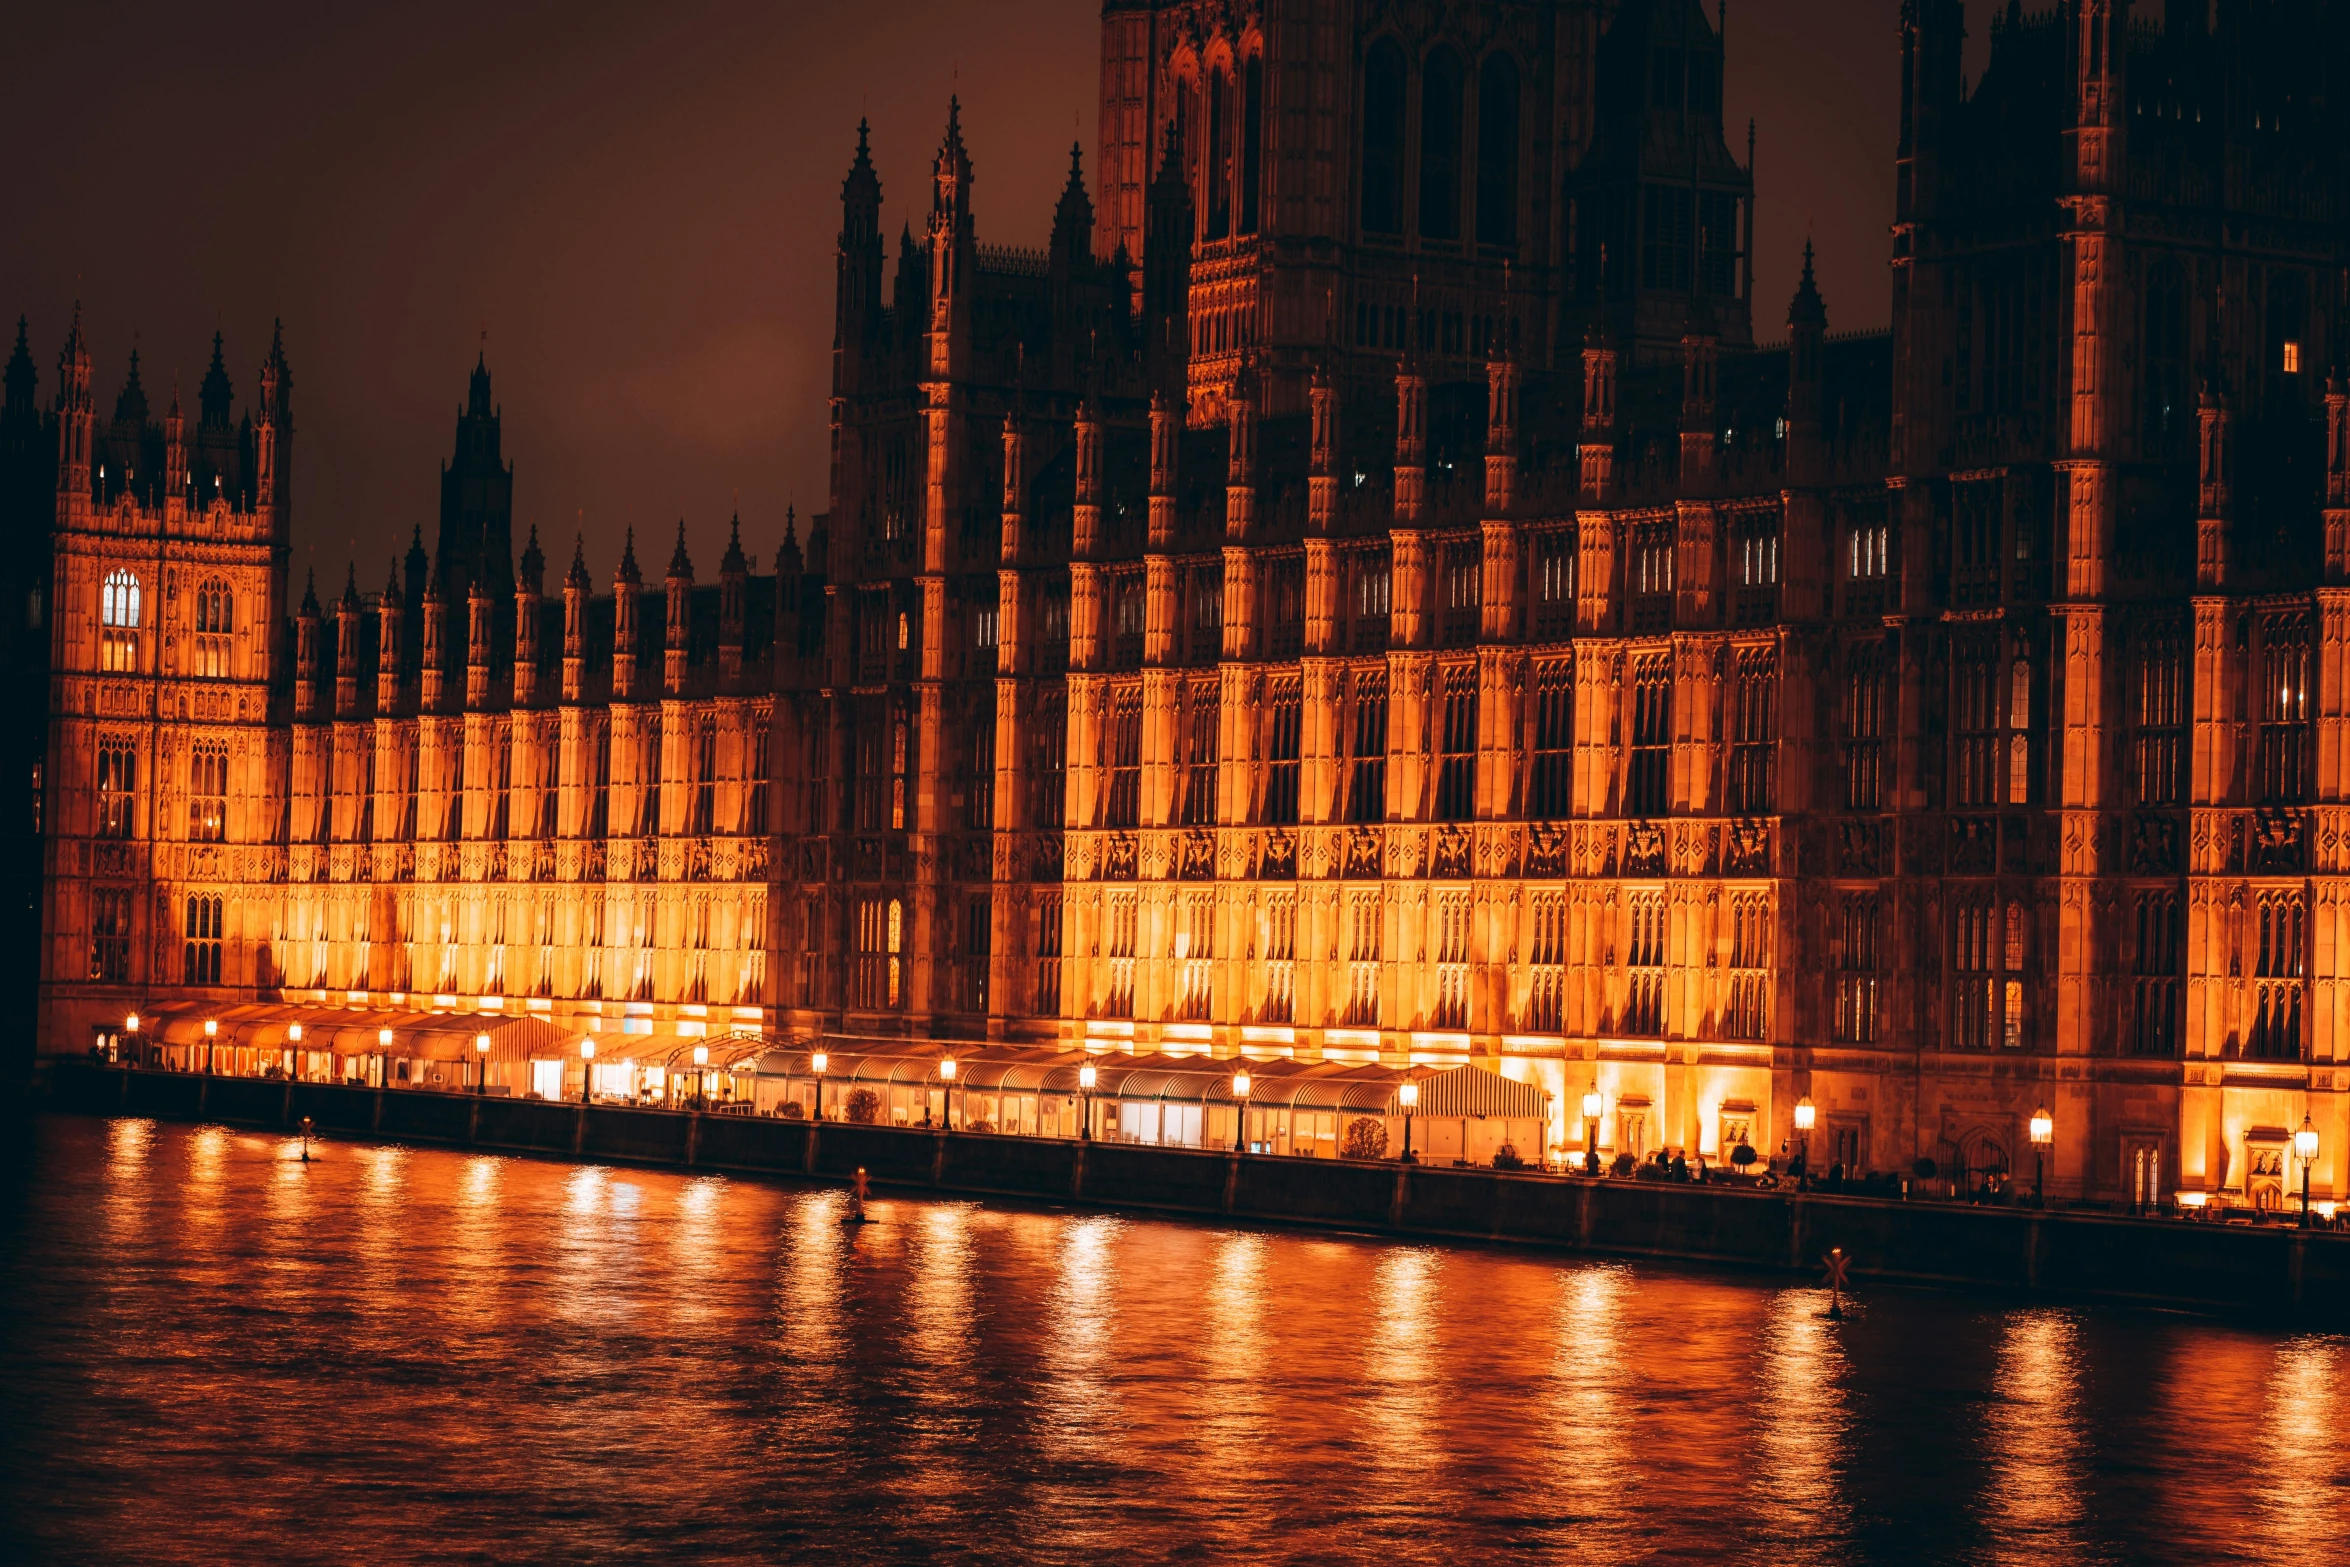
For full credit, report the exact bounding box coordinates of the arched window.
[1361,39,1406,235]
[101,569,141,673]
[102,569,142,628]
[1475,54,1520,249]
[195,577,234,679]
[2143,259,2188,454]
[1419,47,1464,240]
[189,744,229,843]
[1205,65,1233,241]
[184,894,224,986]
[886,897,904,1009]
[1239,55,1264,236]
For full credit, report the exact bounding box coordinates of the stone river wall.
[42,1062,2350,1323]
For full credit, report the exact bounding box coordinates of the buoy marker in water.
[843,1165,872,1225]
[1823,1246,1850,1320]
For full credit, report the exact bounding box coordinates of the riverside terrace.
[41,1058,2350,1325]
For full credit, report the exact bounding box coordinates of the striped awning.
[145,1002,578,1063]
[748,1043,1425,1112]
[1388,1065,1550,1119]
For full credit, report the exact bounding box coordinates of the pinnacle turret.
[720,513,747,575]
[3,317,33,417]
[617,526,642,584]
[113,349,149,427]
[567,533,592,590]
[519,521,545,590]
[300,568,320,617]
[199,331,233,430]
[1788,239,1827,329]
[667,518,693,579]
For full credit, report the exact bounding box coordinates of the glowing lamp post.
[1398,1079,1420,1164]
[1231,1069,1252,1153]
[2295,1116,2322,1229]
[2029,1107,2054,1207]
[203,1018,219,1075]
[811,1050,828,1122]
[693,1043,710,1110]
[939,1055,958,1130]
[1078,1061,1097,1142]
[1794,1096,1816,1187]
[474,1032,491,1096]
[288,1022,304,1081]
[579,1038,597,1104]
[378,1026,393,1090]
[122,1013,140,1071]
[1582,1089,1604,1176]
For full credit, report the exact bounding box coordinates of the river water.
[1,1113,2344,1565]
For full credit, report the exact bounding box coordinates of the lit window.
[2283,340,2303,375]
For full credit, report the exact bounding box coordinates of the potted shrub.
[778,1100,807,1121]
[1492,1143,1524,1171]
[844,1087,882,1125]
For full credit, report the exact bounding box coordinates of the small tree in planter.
[1492,1142,1524,1171]
[1341,1116,1388,1160]
[1732,1140,1758,1173]
[844,1087,882,1125]
[779,1100,807,1121]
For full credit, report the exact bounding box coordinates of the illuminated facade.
[31,0,2350,1210]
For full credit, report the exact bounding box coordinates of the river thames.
[1,1113,2344,1564]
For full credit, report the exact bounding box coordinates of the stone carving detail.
[2128,812,2179,875]
[1259,829,1296,880]
[1949,816,1996,875]
[1344,827,1382,879]
[2251,807,2306,874]
[1837,819,1884,876]
[1725,818,1771,876]
[1180,830,1216,880]
[1622,821,1666,877]
[1104,833,1138,881]
[1526,822,1568,878]
[1433,824,1472,879]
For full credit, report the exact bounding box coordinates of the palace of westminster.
[9,0,2350,1210]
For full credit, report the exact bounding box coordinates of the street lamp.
[692,1043,710,1110]
[123,1012,140,1070]
[1398,1079,1420,1164]
[1582,1088,1604,1175]
[811,1050,828,1121]
[939,1055,959,1130]
[474,1032,491,1095]
[2030,1107,2054,1207]
[288,1022,304,1081]
[1794,1096,1816,1186]
[203,1018,218,1075]
[378,1026,393,1090]
[1231,1069,1252,1152]
[2295,1115,2321,1229]
[580,1038,597,1104]
[1078,1060,1097,1141]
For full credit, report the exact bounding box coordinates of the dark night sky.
[0,2,1993,584]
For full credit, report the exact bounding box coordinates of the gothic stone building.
[35,0,2350,1211]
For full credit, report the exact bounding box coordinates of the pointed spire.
[519,521,545,589]
[843,116,881,206]
[198,330,233,429]
[778,504,803,577]
[113,349,149,427]
[667,517,693,578]
[467,344,492,417]
[3,316,34,417]
[300,567,320,617]
[1052,139,1094,263]
[567,532,592,590]
[933,94,973,210]
[383,556,403,606]
[720,512,748,574]
[617,525,642,584]
[340,561,362,612]
[1788,239,1827,329]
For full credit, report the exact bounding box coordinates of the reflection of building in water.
[28,1,2350,1215]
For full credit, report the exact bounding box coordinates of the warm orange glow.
[811,1051,828,1075]
[692,1044,709,1066]
[287,1024,303,1043]
[377,1027,393,1047]
[1793,1097,1815,1133]
[940,1057,958,1082]
[1399,1081,1420,1110]
[474,1032,490,1053]
[1232,1070,1251,1099]
[1078,1062,1097,1091]
[2295,1116,2320,1162]
[203,1019,218,1038]
[125,1013,139,1033]
[2030,1109,2054,1148]
[580,1039,597,1060]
